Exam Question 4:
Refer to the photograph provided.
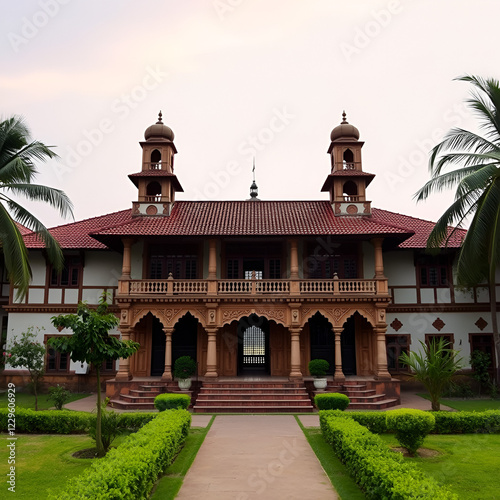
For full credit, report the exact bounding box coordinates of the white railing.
[123,278,380,296]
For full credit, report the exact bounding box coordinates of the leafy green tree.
[415,75,500,380]
[0,115,73,299]
[470,350,491,395]
[50,295,139,457]
[399,338,462,411]
[4,326,46,410]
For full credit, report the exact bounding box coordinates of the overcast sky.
[1,0,498,229]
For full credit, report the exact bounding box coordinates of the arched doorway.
[342,316,357,375]
[150,315,166,376]
[308,312,334,375]
[172,313,198,367]
[237,315,270,375]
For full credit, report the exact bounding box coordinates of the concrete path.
[176,415,337,500]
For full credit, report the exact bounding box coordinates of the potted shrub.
[173,356,197,390]
[308,359,329,390]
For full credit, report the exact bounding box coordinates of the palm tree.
[0,115,73,299]
[399,338,462,411]
[415,75,500,381]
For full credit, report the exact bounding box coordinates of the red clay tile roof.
[90,201,413,240]
[23,209,132,249]
[128,171,183,191]
[22,201,465,250]
[371,208,466,248]
[16,222,32,236]
[321,171,375,191]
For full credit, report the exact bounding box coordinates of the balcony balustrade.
[119,277,386,298]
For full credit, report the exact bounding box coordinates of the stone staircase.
[109,381,195,410]
[193,380,314,413]
[317,380,399,410]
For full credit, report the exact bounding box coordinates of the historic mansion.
[1,113,497,411]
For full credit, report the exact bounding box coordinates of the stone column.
[161,327,174,381]
[374,326,391,380]
[290,239,299,279]
[289,327,303,379]
[371,237,385,278]
[208,239,217,279]
[333,327,345,382]
[120,238,133,279]
[115,327,133,380]
[205,328,218,378]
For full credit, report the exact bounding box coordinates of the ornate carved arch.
[220,307,287,327]
[170,309,207,328]
[300,308,337,328]
[338,307,376,328]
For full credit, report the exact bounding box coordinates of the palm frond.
[0,202,31,299]
[3,182,74,219]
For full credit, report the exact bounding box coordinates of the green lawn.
[417,393,500,411]
[1,434,96,499]
[0,391,91,410]
[379,433,500,500]
[296,417,365,500]
[150,416,215,500]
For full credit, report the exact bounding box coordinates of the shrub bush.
[0,408,90,434]
[173,356,197,379]
[308,359,329,377]
[154,393,191,411]
[319,410,457,499]
[48,385,71,410]
[386,409,435,455]
[314,393,350,411]
[343,411,388,434]
[89,407,123,452]
[52,409,191,500]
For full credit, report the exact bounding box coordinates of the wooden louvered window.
[50,256,82,287]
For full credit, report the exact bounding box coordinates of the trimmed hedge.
[386,409,435,455]
[320,410,457,499]
[0,408,161,434]
[154,393,191,411]
[331,410,500,435]
[314,392,350,411]
[0,408,90,434]
[52,409,191,500]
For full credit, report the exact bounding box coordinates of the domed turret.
[330,111,360,142]
[144,111,175,142]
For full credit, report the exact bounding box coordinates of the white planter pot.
[313,378,328,391]
[178,378,192,391]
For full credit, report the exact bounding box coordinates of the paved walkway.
[176,415,337,500]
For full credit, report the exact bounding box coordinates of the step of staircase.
[109,382,194,410]
[193,381,314,413]
[315,381,399,410]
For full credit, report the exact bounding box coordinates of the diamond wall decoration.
[475,317,488,331]
[390,318,403,332]
[432,317,445,331]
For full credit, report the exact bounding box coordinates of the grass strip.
[150,415,216,500]
[417,394,500,411]
[0,391,91,410]
[294,415,365,500]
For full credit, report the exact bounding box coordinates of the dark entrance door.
[172,313,198,368]
[238,315,270,375]
[309,313,334,374]
[342,316,357,375]
[150,316,165,376]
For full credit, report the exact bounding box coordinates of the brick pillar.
[374,326,391,380]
